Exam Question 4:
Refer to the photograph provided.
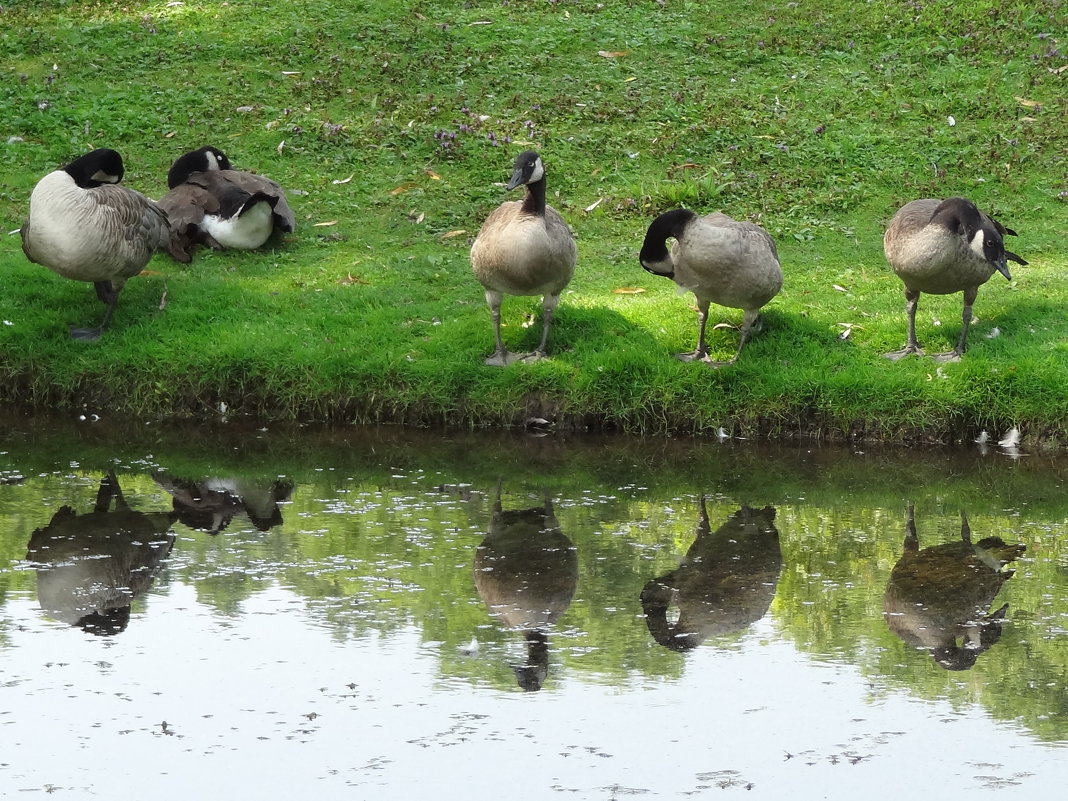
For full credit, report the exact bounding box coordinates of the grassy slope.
[0,0,1065,442]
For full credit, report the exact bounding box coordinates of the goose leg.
[884,288,924,360]
[676,299,712,363]
[932,286,977,363]
[523,292,560,362]
[483,289,524,366]
[70,281,118,341]
[721,309,763,367]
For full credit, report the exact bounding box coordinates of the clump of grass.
[0,0,1065,443]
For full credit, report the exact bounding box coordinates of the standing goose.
[470,150,577,366]
[20,148,189,341]
[157,145,295,260]
[883,196,1027,362]
[640,209,783,366]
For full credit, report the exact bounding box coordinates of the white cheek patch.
[968,228,986,258]
[205,151,220,170]
[529,158,545,184]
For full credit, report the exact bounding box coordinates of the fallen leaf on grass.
[276,140,286,155]
[613,287,646,294]
[598,50,630,58]
[441,230,467,239]
[425,169,441,180]
[332,174,354,185]
[390,183,418,195]
[584,197,604,213]
[313,220,338,227]
[339,273,369,286]
[1015,96,1041,108]
[832,284,849,293]
[159,291,168,311]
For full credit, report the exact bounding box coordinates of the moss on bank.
[0,1,1065,444]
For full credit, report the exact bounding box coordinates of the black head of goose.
[883,196,1027,362]
[157,145,296,260]
[640,208,783,367]
[20,148,189,341]
[469,150,577,366]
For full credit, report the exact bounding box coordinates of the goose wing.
[217,170,296,232]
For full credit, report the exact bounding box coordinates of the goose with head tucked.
[157,145,295,260]
[20,148,189,341]
[883,196,1027,362]
[470,150,577,366]
[640,209,783,367]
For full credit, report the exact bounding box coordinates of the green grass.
[0,0,1065,442]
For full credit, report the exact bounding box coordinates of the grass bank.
[0,0,1065,443]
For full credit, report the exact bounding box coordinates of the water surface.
[1,417,1066,798]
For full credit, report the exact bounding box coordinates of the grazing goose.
[470,150,577,366]
[157,145,296,259]
[639,209,783,367]
[883,196,1027,362]
[20,148,189,341]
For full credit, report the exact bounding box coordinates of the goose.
[20,148,189,341]
[640,500,781,652]
[157,145,295,259]
[883,196,1027,362]
[26,471,177,635]
[469,150,577,366]
[473,483,578,690]
[639,209,783,366]
[883,503,1025,670]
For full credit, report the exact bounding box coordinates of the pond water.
[1,417,1066,799]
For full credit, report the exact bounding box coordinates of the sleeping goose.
[640,209,783,366]
[157,145,295,260]
[20,148,189,341]
[883,196,1027,362]
[470,150,577,366]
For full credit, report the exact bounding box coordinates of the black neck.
[520,177,547,216]
[639,208,696,264]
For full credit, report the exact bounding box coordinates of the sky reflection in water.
[0,421,1066,799]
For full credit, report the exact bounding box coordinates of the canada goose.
[154,472,295,535]
[470,150,577,366]
[157,145,296,259]
[883,196,1027,362]
[883,504,1025,670]
[26,472,177,635]
[640,500,781,652]
[639,209,783,366]
[473,484,578,690]
[20,148,189,341]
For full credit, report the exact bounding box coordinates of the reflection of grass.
[2,422,1067,727]
[0,1,1065,440]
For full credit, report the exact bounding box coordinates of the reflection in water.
[473,485,578,691]
[154,473,295,534]
[25,472,177,635]
[640,500,782,652]
[883,503,1026,670]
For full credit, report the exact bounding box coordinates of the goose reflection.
[473,485,578,691]
[26,471,177,635]
[154,473,295,535]
[884,503,1026,670]
[640,499,781,652]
